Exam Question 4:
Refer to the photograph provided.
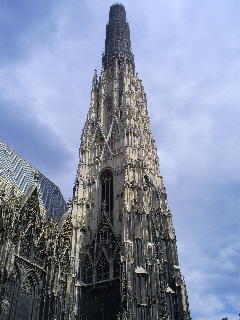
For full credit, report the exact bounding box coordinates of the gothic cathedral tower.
[71,4,191,320]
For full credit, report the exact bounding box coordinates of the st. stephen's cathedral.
[0,4,191,320]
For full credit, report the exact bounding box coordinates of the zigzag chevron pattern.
[0,140,67,218]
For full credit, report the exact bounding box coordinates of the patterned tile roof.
[0,140,67,219]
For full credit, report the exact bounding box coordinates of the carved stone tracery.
[71,5,191,319]
[0,184,72,320]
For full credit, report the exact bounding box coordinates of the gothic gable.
[80,211,121,285]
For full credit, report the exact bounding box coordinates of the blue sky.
[0,1,239,319]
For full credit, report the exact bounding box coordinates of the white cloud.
[195,314,236,320]
[191,293,225,317]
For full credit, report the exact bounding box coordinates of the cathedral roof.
[0,140,67,219]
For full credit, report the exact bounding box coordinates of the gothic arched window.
[106,97,112,132]
[7,267,20,320]
[100,168,113,224]
[113,249,121,278]
[16,274,38,320]
[81,255,93,284]
[97,254,109,282]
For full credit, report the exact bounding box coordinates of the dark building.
[0,178,71,319]
[70,3,191,320]
[0,3,191,320]
[0,142,70,319]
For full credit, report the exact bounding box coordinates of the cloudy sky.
[0,1,239,319]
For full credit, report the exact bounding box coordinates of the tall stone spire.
[102,3,134,70]
[70,4,191,320]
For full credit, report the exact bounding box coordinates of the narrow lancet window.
[106,97,112,132]
[100,168,113,224]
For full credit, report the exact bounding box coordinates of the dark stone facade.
[102,4,134,70]
[0,184,71,320]
[70,4,191,320]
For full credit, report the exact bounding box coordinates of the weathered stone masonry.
[70,4,191,320]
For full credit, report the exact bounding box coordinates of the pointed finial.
[10,186,15,197]
[34,171,39,184]
[92,69,98,89]
[0,188,5,199]
[102,200,107,213]
[67,198,72,209]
